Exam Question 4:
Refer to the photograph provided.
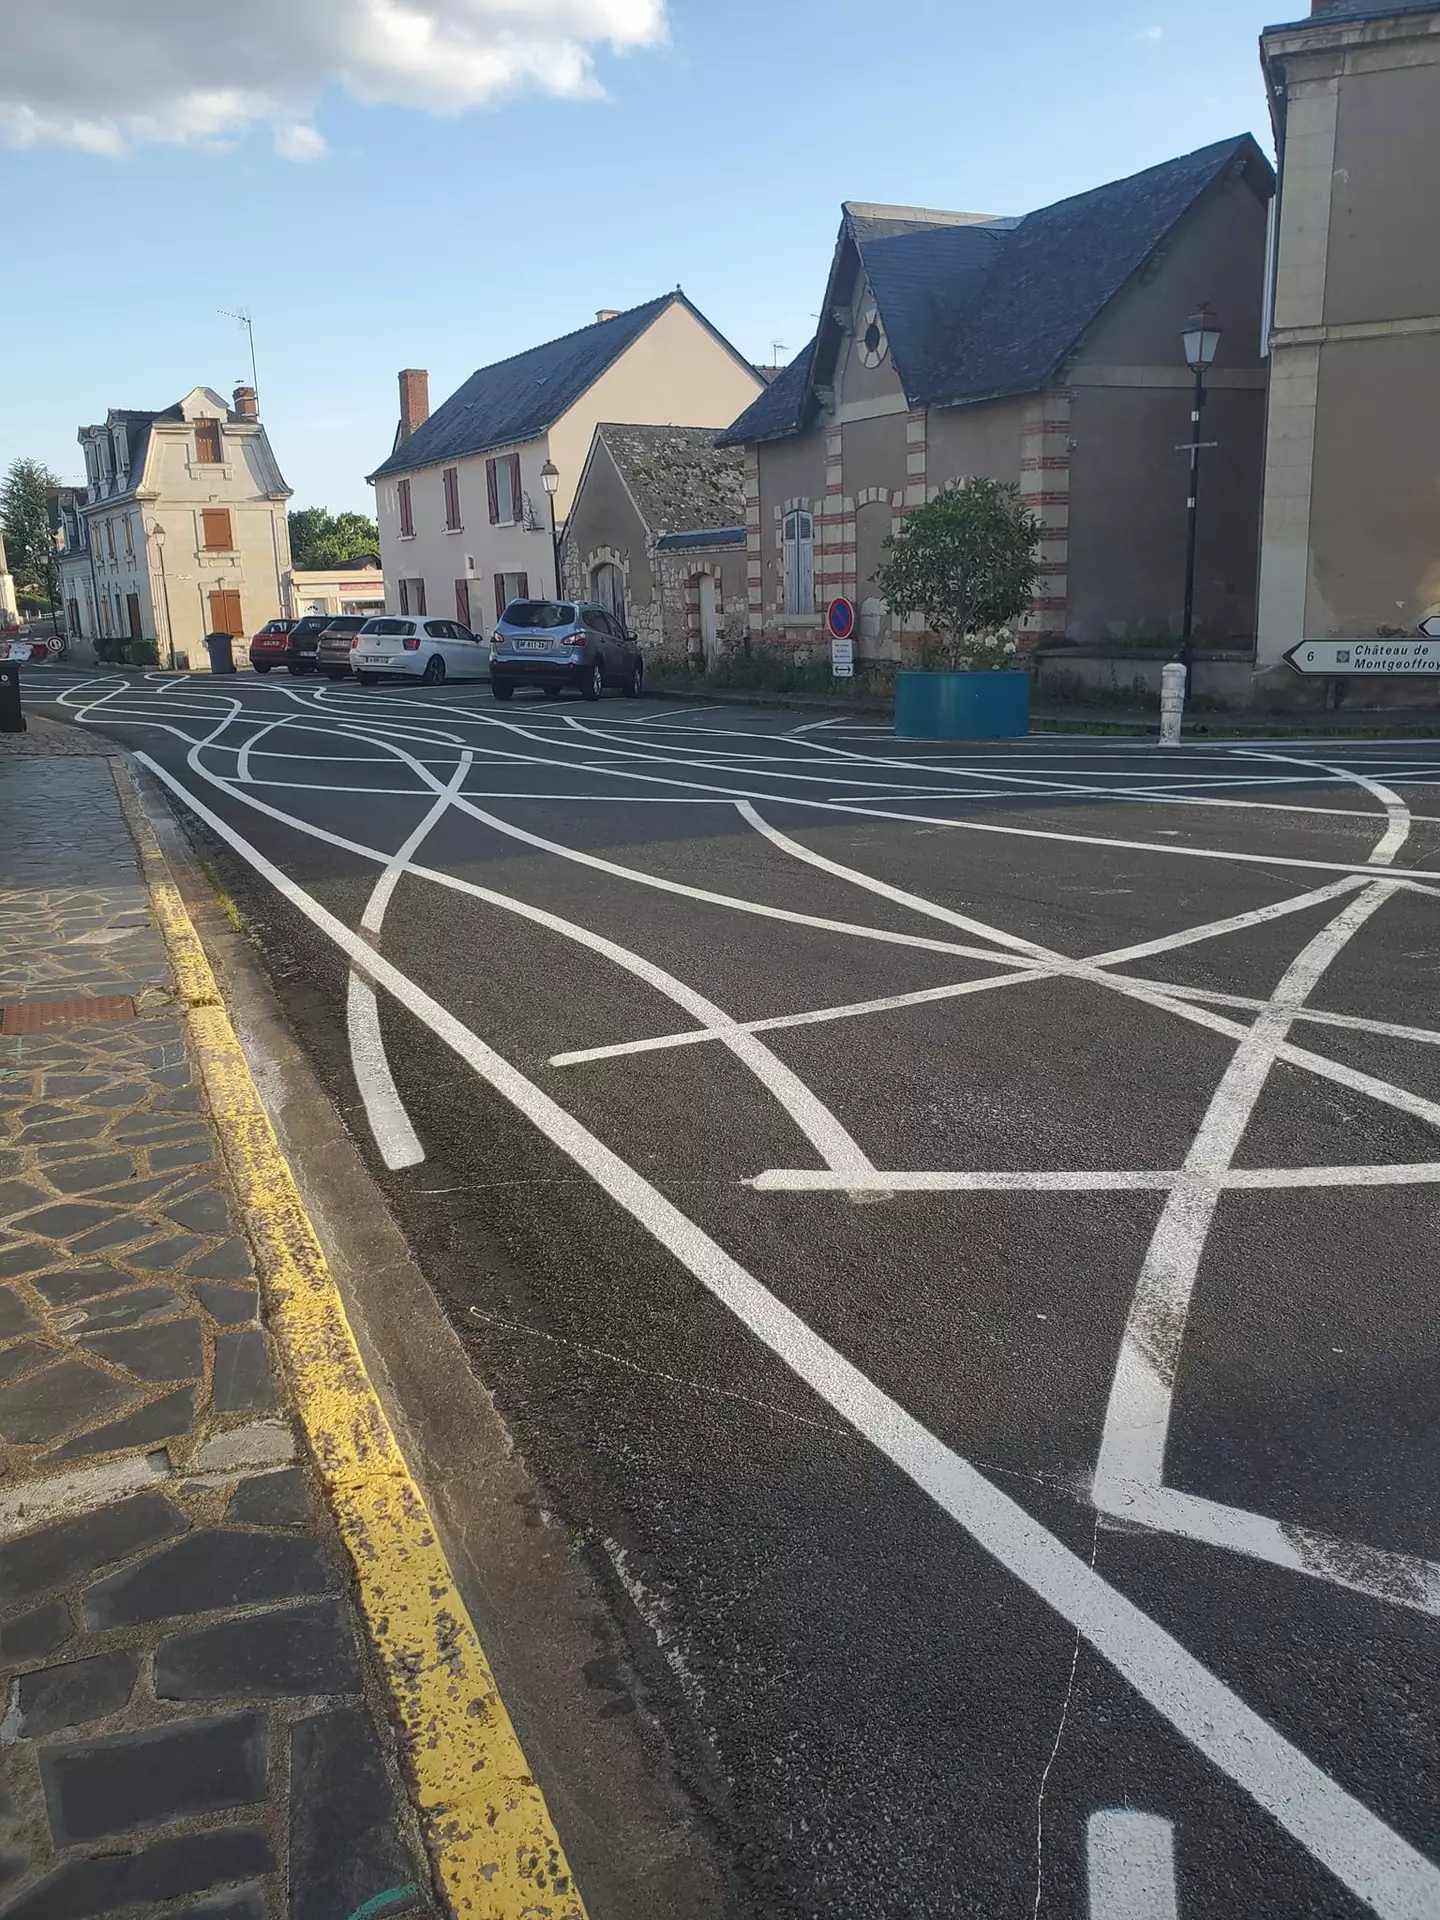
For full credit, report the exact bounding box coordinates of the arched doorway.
[591,562,625,626]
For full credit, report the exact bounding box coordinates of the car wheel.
[252,664,271,675]
[490,680,514,702]
[286,661,310,676]
[422,655,446,685]
[357,672,377,687]
[624,656,644,698]
[324,669,346,681]
[543,685,562,701]
[581,661,603,702]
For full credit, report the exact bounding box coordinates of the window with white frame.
[782,508,814,615]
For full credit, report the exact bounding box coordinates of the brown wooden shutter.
[398,478,413,538]
[126,593,142,640]
[201,509,232,551]
[398,579,409,615]
[494,575,506,619]
[508,454,522,519]
[486,460,500,524]
[208,589,242,636]
[517,573,529,601]
[455,579,470,626]
[414,578,426,615]
[194,420,222,463]
[443,468,460,530]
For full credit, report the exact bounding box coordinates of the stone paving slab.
[0,752,438,1918]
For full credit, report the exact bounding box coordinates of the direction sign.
[1283,637,1440,676]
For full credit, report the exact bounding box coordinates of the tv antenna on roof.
[218,308,259,406]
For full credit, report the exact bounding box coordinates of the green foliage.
[1,457,61,607]
[129,637,159,666]
[288,506,379,571]
[873,477,1041,669]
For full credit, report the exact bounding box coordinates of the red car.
[248,619,297,674]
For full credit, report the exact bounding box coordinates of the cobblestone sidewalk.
[0,754,438,1918]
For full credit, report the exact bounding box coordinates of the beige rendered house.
[64,387,291,669]
[367,295,764,633]
[718,138,1274,663]
[1255,0,1440,684]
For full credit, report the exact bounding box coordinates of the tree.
[873,477,1042,669]
[0,457,61,610]
[289,506,380,570]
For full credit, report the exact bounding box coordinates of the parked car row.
[246,599,645,698]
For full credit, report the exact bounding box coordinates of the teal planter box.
[894,669,1030,739]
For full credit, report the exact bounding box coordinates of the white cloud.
[0,0,666,156]
[274,122,328,161]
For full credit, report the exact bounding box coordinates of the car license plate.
[511,638,553,651]
[359,654,387,666]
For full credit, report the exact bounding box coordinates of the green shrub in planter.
[129,637,159,667]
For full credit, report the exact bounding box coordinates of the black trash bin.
[0,662,25,734]
[203,631,237,675]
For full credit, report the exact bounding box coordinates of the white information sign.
[1284,638,1440,676]
[830,636,854,678]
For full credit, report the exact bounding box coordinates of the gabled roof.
[718,134,1272,445]
[594,423,746,537]
[369,293,755,481]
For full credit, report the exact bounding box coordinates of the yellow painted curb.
[114,765,588,1920]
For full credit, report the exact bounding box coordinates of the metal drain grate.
[1,995,136,1034]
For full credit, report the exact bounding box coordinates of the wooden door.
[208,589,243,636]
[126,593,143,641]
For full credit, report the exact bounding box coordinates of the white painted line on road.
[748,1160,1440,1193]
[1087,1812,1178,1920]
[130,746,1440,1920]
[344,747,474,1170]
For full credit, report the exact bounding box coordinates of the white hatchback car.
[351,615,490,686]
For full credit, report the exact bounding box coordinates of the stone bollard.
[1158,660,1186,748]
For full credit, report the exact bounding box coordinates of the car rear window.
[292,617,330,635]
[500,601,575,630]
[364,618,415,637]
[325,617,367,632]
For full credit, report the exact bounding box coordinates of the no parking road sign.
[1284,636,1440,675]
[827,597,855,677]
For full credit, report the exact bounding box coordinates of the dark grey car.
[488,600,642,702]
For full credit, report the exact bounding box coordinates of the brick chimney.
[232,385,258,420]
[398,369,429,442]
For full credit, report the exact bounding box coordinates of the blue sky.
[2,0,1284,515]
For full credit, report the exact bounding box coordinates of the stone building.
[59,387,292,668]
[717,137,1274,663]
[1255,0,1440,682]
[367,295,763,633]
[560,424,748,664]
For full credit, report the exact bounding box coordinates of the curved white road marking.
[345,747,474,1170]
[1095,761,1414,1592]
[1087,1812,1178,1920]
[130,745,1440,1920]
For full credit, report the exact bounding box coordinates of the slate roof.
[654,526,745,551]
[718,135,1271,446]
[597,423,746,537]
[370,294,753,481]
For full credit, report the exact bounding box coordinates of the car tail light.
[402,637,420,651]
[350,635,361,649]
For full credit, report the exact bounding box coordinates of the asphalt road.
[25,664,1440,1920]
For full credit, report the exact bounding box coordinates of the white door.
[592,563,626,626]
[698,574,719,665]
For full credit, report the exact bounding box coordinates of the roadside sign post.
[827,598,855,678]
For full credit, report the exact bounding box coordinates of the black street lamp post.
[540,459,562,598]
[1179,304,1221,686]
